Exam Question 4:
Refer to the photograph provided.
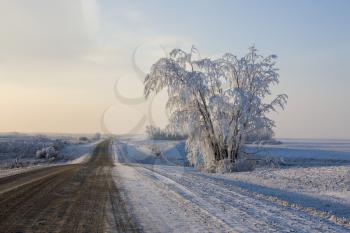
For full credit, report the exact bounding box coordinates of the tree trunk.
[231,134,242,163]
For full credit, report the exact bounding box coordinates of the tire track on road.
[0,139,140,233]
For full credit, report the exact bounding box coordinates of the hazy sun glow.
[0,0,349,138]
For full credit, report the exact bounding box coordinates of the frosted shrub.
[144,46,287,171]
[36,146,58,160]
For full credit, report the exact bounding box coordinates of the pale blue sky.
[0,0,349,138]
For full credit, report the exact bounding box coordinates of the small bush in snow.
[36,146,58,160]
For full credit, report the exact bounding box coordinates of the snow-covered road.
[112,139,350,233]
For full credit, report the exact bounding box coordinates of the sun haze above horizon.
[0,0,349,139]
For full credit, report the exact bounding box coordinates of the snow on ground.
[113,164,232,233]
[59,140,100,163]
[245,138,350,166]
[112,136,350,232]
[218,166,350,205]
[0,137,99,178]
[114,135,187,166]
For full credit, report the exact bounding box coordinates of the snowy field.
[245,138,350,166]
[113,136,350,232]
[0,133,99,178]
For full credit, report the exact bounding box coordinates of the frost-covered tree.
[144,46,287,169]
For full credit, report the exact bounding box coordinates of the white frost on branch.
[144,46,287,170]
